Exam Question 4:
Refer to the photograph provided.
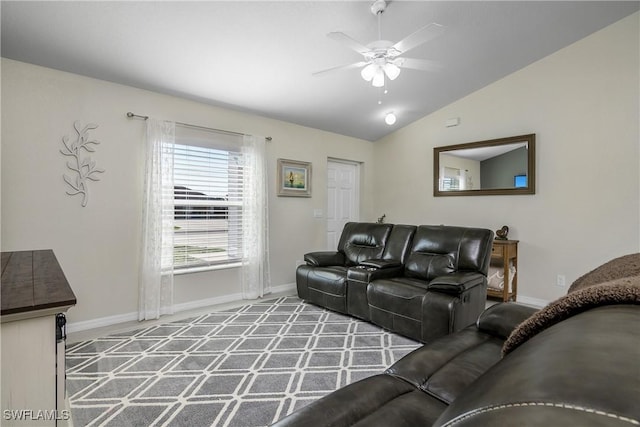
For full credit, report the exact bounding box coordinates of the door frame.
[326,158,361,249]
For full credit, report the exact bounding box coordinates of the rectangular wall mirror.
[434,134,535,196]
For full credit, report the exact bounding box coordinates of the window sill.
[174,262,242,276]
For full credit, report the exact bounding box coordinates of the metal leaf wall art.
[60,121,105,207]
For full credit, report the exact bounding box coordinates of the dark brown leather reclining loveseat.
[296,222,494,343]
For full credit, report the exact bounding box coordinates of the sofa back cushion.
[338,222,393,266]
[405,225,494,281]
[405,253,455,280]
[382,224,417,262]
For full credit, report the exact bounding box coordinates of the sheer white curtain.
[139,118,175,321]
[241,135,271,299]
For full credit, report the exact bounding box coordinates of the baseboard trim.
[270,282,296,295]
[67,283,298,334]
[516,294,549,308]
[172,292,244,314]
[66,311,139,334]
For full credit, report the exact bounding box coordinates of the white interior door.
[327,160,360,250]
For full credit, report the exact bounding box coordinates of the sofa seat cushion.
[367,278,432,341]
[386,327,504,405]
[272,374,447,427]
[368,278,430,322]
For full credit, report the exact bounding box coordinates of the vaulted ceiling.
[2,1,638,141]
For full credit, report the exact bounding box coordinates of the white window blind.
[169,127,244,270]
[442,167,461,190]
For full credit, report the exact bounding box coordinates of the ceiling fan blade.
[327,32,371,55]
[392,23,444,54]
[395,57,443,72]
[312,61,368,77]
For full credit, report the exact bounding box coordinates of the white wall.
[0,59,375,327]
[373,13,640,305]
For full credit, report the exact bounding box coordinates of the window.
[514,174,527,188]
[170,128,244,270]
[442,167,461,190]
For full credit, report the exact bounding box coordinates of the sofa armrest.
[476,302,539,339]
[304,251,345,267]
[427,272,485,295]
[359,259,402,269]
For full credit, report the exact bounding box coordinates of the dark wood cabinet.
[1,250,76,426]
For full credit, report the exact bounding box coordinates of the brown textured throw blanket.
[568,253,640,293]
[503,254,640,356]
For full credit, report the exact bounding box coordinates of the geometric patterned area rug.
[66,296,420,427]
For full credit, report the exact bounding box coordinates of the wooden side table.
[487,239,518,302]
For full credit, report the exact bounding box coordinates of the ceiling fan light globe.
[361,64,376,81]
[383,62,401,80]
[385,112,397,125]
[372,68,385,87]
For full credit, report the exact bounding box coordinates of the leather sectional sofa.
[296,222,494,343]
[275,253,640,426]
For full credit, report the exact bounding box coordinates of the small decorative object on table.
[495,225,509,240]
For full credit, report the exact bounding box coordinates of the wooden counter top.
[1,250,76,319]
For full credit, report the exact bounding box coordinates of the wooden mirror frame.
[434,134,536,197]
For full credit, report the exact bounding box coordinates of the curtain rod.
[126,112,272,141]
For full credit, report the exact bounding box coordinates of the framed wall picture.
[277,158,312,197]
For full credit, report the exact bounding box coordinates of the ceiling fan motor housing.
[370,0,387,16]
[365,40,401,60]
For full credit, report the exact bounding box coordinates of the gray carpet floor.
[66,296,420,427]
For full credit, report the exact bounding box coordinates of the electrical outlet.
[556,274,566,287]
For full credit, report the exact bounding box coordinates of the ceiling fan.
[314,0,444,87]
